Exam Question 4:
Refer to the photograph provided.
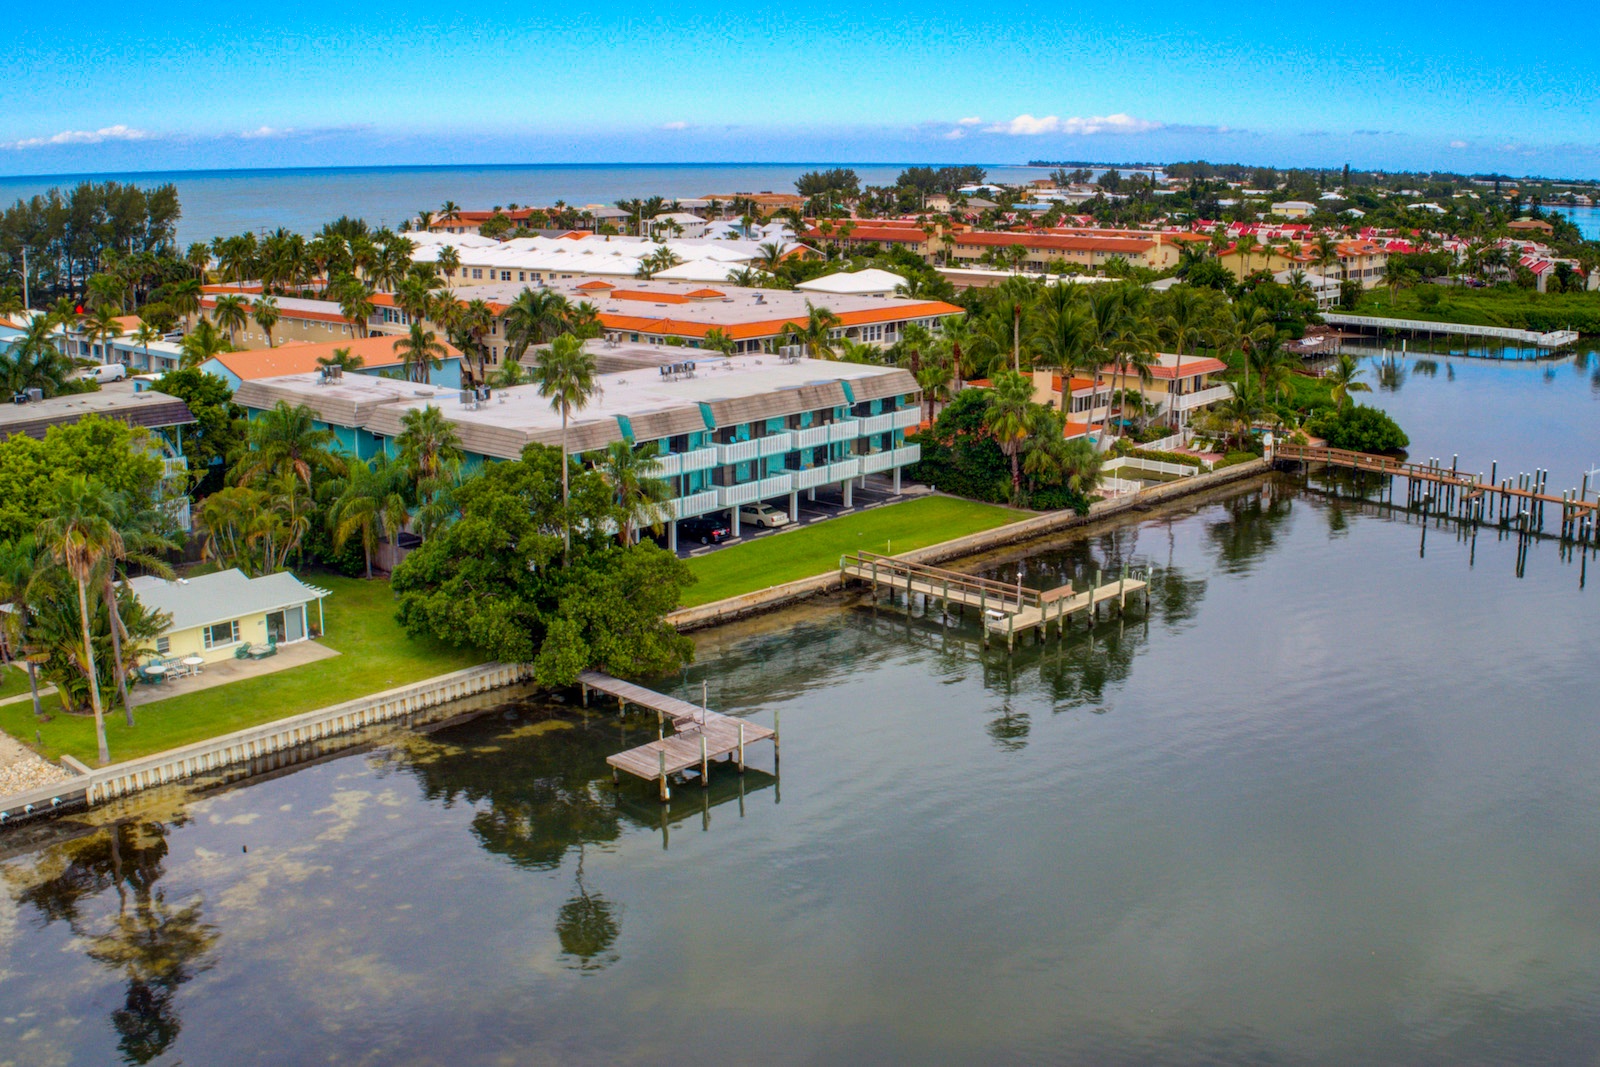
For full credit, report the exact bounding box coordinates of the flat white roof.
[796,269,907,295]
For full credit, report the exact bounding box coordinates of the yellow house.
[1094,353,1233,427]
[128,569,331,664]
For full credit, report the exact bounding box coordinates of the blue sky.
[4,0,1599,177]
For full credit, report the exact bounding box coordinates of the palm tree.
[333,278,376,338]
[597,441,673,545]
[781,302,842,359]
[503,288,573,360]
[130,322,161,373]
[436,245,461,288]
[185,242,211,279]
[394,322,447,384]
[97,493,177,725]
[167,279,202,324]
[1324,353,1371,408]
[83,305,124,367]
[701,327,736,355]
[1158,285,1210,429]
[232,400,346,491]
[37,477,124,764]
[396,404,463,499]
[177,319,230,370]
[756,242,787,272]
[328,455,410,579]
[0,315,72,397]
[533,333,601,563]
[251,297,280,348]
[984,370,1033,497]
[316,346,364,372]
[211,295,248,344]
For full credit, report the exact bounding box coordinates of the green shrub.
[1309,404,1410,453]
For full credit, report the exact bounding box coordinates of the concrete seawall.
[0,661,533,824]
[666,459,1271,632]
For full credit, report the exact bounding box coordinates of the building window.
[203,620,241,649]
[472,269,483,279]
[155,637,170,655]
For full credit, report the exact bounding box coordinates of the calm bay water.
[2,358,1598,1065]
[1550,204,1600,240]
[0,163,1058,246]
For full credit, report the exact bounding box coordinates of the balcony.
[672,490,721,520]
[792,425,830,449]
[678,446,719,473]
[890,407,923,431]
[828,457,862,481]
[859,450,897,475]
[716,482,761,508]
[717,438,760,465]
[651,452,683,478]
[890,443,921,467]
[757,432,795,458]
[827,420,861,443]
[756,473,794,499]
[1170,383,1235,412]
[857,412,895,436]
[791,465,833,491]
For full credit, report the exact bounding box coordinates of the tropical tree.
[211,295,248,344]
[436,245,461,287]
[1324,353,1371,408]
[596,441,673,546]
[0,536,47,720]
[503,288,573,359]
[0,315,72,397]
[396,404,464,514]
[394,322,448,384]
[780,302,842,359]
[316,346,364,372]
[36,477,124,764]
[333,277,376,338]
[532,333,602,563]
[984,370,1033,496]
[328,455,411,579]
[177,319,229,370]
[250,297,280,348]
[97,492,178,723]
[130,321,161,373]
[701,327,736,355]
[231,400,346,491]
[82,306,124,366]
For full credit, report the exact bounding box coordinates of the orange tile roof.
[577,280,615,290]
[610,290,692,305]
[685,288,727,299]
[205,334,461,379]
[953,232,1154,253]
[594,299,962,341]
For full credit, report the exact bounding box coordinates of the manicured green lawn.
[679,495,1029,608]
[0,575,481,767]
[0,664,33,701]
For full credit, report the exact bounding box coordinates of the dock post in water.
[659,750,670,802]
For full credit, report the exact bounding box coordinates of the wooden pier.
[838,551,1148,650]
[1276,443,1600,543]
[582,671,776,802]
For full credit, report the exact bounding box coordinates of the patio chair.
[235,644,252,660]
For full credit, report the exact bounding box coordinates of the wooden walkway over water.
[839,552,1148,650]
[582,671,776,801]
[1276,443,1600,543]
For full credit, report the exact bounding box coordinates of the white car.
[75,362,127,383]
[738,502,791,529]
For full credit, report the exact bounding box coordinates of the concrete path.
[128,641,341,708]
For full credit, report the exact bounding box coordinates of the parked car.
[75,362,127,383]
[676,516,731,545]
[739,501,791,529]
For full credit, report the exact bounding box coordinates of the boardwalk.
[583,671,776,801]
[1322,314,1580,351]
[839,552,1148,650]
[1276,443,1600,543]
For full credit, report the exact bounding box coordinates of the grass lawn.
[679,495,1029,608]
[0,575,482,767]
[0,664,34,701]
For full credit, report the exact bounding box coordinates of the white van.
[76,363,127,384]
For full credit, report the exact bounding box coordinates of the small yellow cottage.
[128,569,331,663]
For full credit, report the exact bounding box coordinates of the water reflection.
[1205,486,1295,574]
[6,820,218,1064]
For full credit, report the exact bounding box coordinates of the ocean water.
[1550,204,1600,240]
[0,162,1062,246]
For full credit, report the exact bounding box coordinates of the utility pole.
[20,245,28,310]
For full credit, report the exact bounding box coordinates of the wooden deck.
[839,552,1149,650]
[582,671,776,801]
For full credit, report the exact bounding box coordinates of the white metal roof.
[129,569,330,634]
[796,269,907,295]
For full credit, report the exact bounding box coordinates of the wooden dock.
[1276,443,1600,543]
[582,671,776,802]
[839,552,1148,650]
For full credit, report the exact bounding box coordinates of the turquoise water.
[1550,204,1599,240]
[0,163,1058,246]
[1,357,1598,1064]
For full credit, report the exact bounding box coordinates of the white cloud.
[660,121,690,131]
[957,116,982,126]
[1449,140,1468,149]
[984,113,1161,136]
[1,124,150,150]
[943,128,967,140]
[239,126,292,139]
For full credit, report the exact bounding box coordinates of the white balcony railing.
[757,432,795,458]
[651,452,683,478]
[827,420,861,443]
[791,465,833,491]
[792,425,830,449]
[717,439,760,465]
[1170,383,1234,412]
[858,412,896,436]
[828,457,862,481]
[716,482,761,508]
[678,446,719,473]
[860,451,896,475]
[672,490,721,520]
[756,473,794,499]
[890,443,921,467]
[890,407,923,430]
